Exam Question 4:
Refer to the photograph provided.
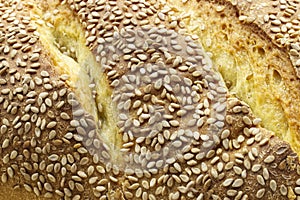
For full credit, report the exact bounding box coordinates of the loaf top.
[0,0,300,199]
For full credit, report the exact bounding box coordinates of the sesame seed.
[257,175,265,186]
[294,187,300,194]
[2,139,10,148]
[48,154,59,161]
[251,164,261,172]
[256,188,265,198]
[24,184,32,192]
[227,189,237,196]
[280,185,288,196]
[270,27,281,33]
[46,121,57,129]
[263,155,275,164]
[232,178,243,188]
[44,183,53,192]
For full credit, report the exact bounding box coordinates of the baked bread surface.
[0,0,300,199]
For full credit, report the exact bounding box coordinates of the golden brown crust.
[1,0,300,199]
[0,183,41,200]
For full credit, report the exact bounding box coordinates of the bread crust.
[0,0,300,199]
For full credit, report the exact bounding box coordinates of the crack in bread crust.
[172,0,300,155]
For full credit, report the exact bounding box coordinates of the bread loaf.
[1,0,300,199]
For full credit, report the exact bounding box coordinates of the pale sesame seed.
[256,188,265,198]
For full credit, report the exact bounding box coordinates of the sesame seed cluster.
[0,0,300,200]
